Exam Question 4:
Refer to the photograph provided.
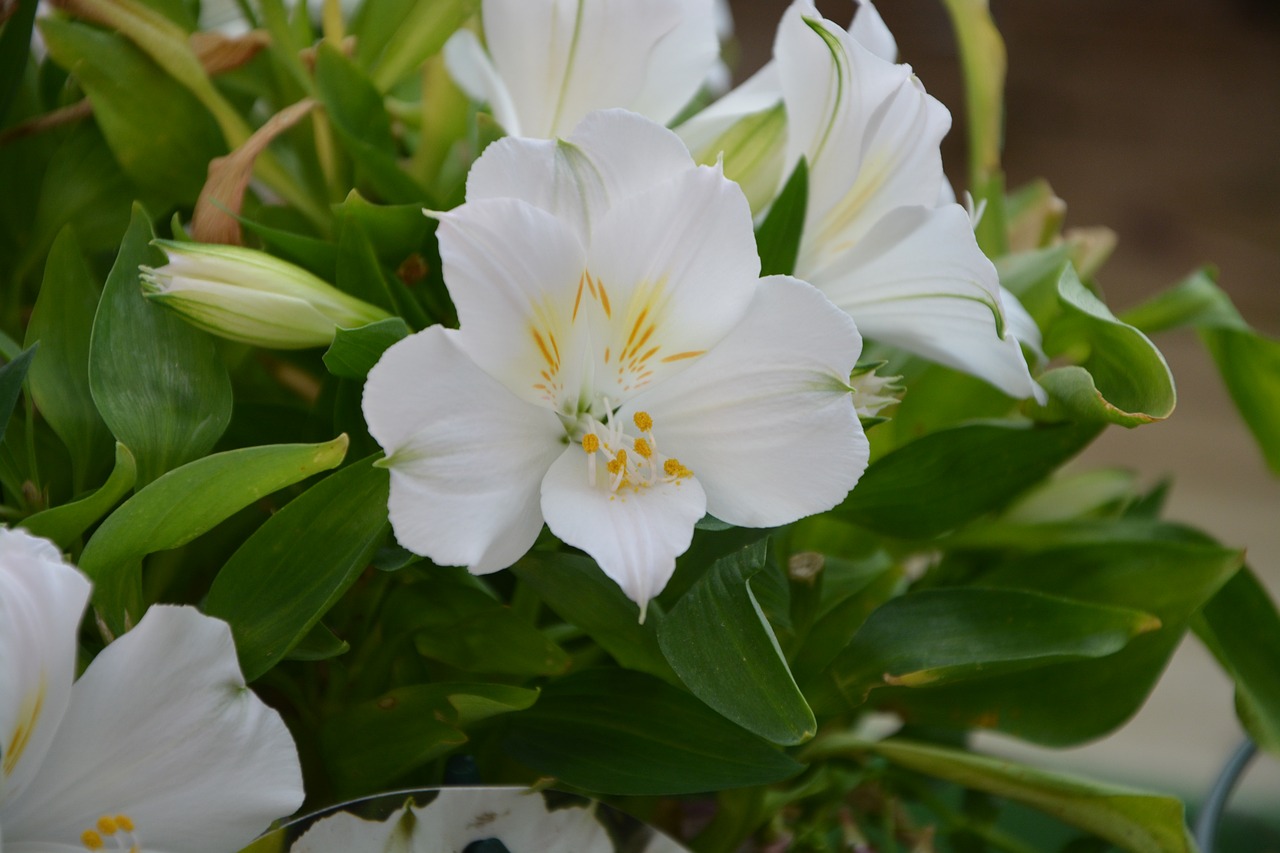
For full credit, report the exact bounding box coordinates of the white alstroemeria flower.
[680,1,1043,402]
[290,788,688,852]
[0,527,304,853]
[443,0,720,139]
[363,109,868,613]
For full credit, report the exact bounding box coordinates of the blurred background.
[727,0,1280,838]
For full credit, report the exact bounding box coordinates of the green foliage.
[754,158,808,277]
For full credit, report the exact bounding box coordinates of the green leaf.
[283,621,350,663]
[659,540,816,746]
[368,0,478,91]
[20,442,136,549]
[504,668,805,795]
[79,435,349,635]
[88,204,233,487]
[512,551,676,682]
[1036,264,1175,427]
[204,455,387,681]
[323,317,412,379]
[1195,566,1280,757]
[0,345,36,447]
[826,588,1160,706]
[38,18,224,206]
[0,0,38,125]
[838,420,1099,539]
[808,736,1196,853]
[754,157,808,277]
[24,227,112,487]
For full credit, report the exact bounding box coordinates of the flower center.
[580,409,693,496]
[80,814,140,852]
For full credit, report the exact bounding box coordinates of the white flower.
[679,1,1044,402]
[363,109,868,614]
[443,0,721,139]
[0,527,304,853]
[140,241,391,350]
[289,788,688,853]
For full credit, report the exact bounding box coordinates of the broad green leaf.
[754,157,808,277]
[1037,265,1175,427]
[826,588,1159,706]
[838,420,1099,539]
[24,227,112,487]
[283,621,350,663]
[504,668,804,795]
[334,192,434,268]
[1119,267,1245,335]
[368,0,478,92]
[0,346,36,447]
[38,18,224,206]
[1195,567,1280,756]
[807,736,1196,853]
[205,455,387,681]
[322,682,537,797]
[238,215,339,280]
[512,551,676,682]
[79,435,349,635]
[335,215,432,329]
[875,538,1241,745]
[323,317,411,379]
[88,205,233,487]
[20,442,136,549]
[659,540,816,746]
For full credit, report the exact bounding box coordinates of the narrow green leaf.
[1195,567,1280,757]
[504,669,805,795]
[205,455,387,680]
[20,442,136,549]
[24,227,112,486]
[0,346,36,447]
[808,736,1196,853]
[754,157,808,277]
[323,317,412,379]
[369,0,478,92]
[659,540,816,746]
[512,551,676,683]
[80,435,349,635]
[838,420,1099,539]
[88,204,233,487]
[0,0,38,125]
[283,621,350,663]
[827,588,1160,706]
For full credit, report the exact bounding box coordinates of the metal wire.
[1193,738,1258,852]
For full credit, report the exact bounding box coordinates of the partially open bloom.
[680,0,1043,401]
[364,109,868,613]
[0,527,304,852]
[443,0,721,139]
[141,241,390,349]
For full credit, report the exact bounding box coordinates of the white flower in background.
[443,0,721,139]
[290,788,688,852]
[679,0,1044,402]
[140,241,391,349]
[363,109,868,614]
[0,526,304,852]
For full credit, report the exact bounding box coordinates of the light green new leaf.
[808,736,1196,853]
[504,669,805,795]
[323,318,412,379]
[205,455,388,681]
[20,443,136,549]
[79,435,349,636]
[659,540,816,746]
[367,0,478,92]
[88,205,233,487]
[24,227,112,487]
[826,588,1159,706]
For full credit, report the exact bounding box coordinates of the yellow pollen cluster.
[633,411,653,432]
[581,433,600,454]
[607,449,627,475]
[82,815,138,852]
[580,408,693,495]
[81,831,104,850]
[664,458,693,479]
[633,437,653,459]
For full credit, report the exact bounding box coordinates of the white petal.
[364,327,566,573]
[3,606,302,852]
[809,204,1044,401]
[442,29,523,136]
[542,446,706,609]
[432,197,588,408]
[289,808,404,853]
[584,163,760,402]
[628,0,721,125]
[0,529,87,806]
[676,62,784,159]
[850,0,898,62]
[426,789,614,852]
[624,276,867,528]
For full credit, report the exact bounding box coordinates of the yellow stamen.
[607,449,627,475]
[81,830,105,850]
[115,815,135,832]
[633,438,653,459]
[633,411,653,432]
[97,816,118,834]
[664,458,693,479]
[582,433,600,453]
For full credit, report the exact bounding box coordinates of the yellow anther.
[633,411,653,432]
[633,437,653,459]
[582,433,600,453]
[607,449,627,475]
[663,458,693,479]
[115,815,135,833]
[81,830,105,850]
[97,816,118,834]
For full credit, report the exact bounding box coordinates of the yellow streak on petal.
[596,280,612,318]
[531,328,557,371]
[4,673,46,777]
[572,274,585,322]
[660,350,705,363]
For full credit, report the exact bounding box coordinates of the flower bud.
[140,241,391,349]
